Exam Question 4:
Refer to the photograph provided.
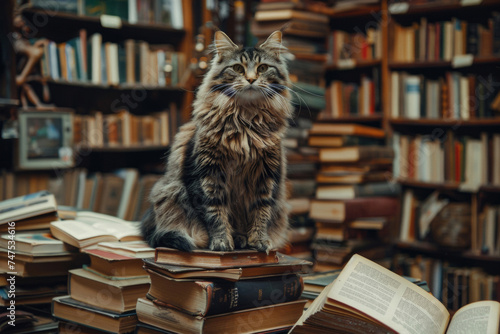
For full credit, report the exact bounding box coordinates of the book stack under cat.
[135,247,313,334]
[307,123,400,270]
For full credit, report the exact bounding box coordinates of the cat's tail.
[141,207,195,252]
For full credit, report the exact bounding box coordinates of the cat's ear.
[259,31,288,58]
[214,31,238,56]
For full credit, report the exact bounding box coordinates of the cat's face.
[204,31,291,108]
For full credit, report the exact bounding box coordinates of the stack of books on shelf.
[53,240,154,333]
[306,122,400,270]
[74,108,173,149]
[390,71,499,119]
[136,247,313,334]
[39,32,187,87]
[290,253,500,334]
[30,0,184,28]
[391,13,500,63]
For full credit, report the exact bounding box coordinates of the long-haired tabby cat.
[142,30,293,253]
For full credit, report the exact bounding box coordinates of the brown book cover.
[319,146,394,163]
[154,248,279,269]
[310,197,399,223]
[136,297,306,334]
[82,248,148,277]
[146,269,303,316]
[309,123,385,138]
[143,254,312,281]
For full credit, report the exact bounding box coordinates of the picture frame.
[16,109,75,170]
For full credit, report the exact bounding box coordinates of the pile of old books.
[52,240,154,333]
[306,123,400,270]
[135,247,313,334]
[0,191,88,333]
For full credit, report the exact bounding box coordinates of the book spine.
[355,183,400,198]
[344,197,399,221]
[205,274,303,316]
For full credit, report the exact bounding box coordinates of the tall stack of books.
[135,247,313,333]
[306,122,400,270]
[52,239,155,333]
[283,117,319,262]
[0,191,88,332]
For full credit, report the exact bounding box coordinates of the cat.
[141,30,294,253]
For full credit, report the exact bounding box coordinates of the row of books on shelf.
[31,0,184,29]
[393,132,500,186]
[74,108,173,148]
[39,31,187,87]
[0,168,161,222]
[326,25,382,64]
[391,71,500,119]
[323,72,381,118]
[392,14,500,62]
[393,254,500,312]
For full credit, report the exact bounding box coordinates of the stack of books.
[136,247,313,333]
[306,122,400,270]
[0,191,88,332]
[52,240,155,333]
[284,117,319,262]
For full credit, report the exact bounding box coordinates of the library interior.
[0,0,500,333]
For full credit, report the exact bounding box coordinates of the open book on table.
[291,254,500,334]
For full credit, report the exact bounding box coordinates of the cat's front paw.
[209,234,235,251]
[247,233,272,253]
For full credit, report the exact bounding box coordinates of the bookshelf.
[318,0,500,309]
[385,0,500,311]
[0,0,194,210]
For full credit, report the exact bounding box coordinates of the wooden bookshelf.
[396,241,500,266]
[326,59,382,71]
[388,0,500,16]
[316,114,384,124]
[389,56,500,70]
[22,7,186,45]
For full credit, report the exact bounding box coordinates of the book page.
[50,219,141,240]
[328,254,450,334]
[446,301,500,334]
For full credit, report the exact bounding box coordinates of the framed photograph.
[16,109,74,170]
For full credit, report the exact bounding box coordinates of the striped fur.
[142,31,293,252]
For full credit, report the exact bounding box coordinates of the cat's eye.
[233,64,245,74]
[257,64,268,73]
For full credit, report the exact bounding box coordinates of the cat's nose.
[247,78,255,84]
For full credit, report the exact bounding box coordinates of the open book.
[291,254,500,334]
[50,211,142,249]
